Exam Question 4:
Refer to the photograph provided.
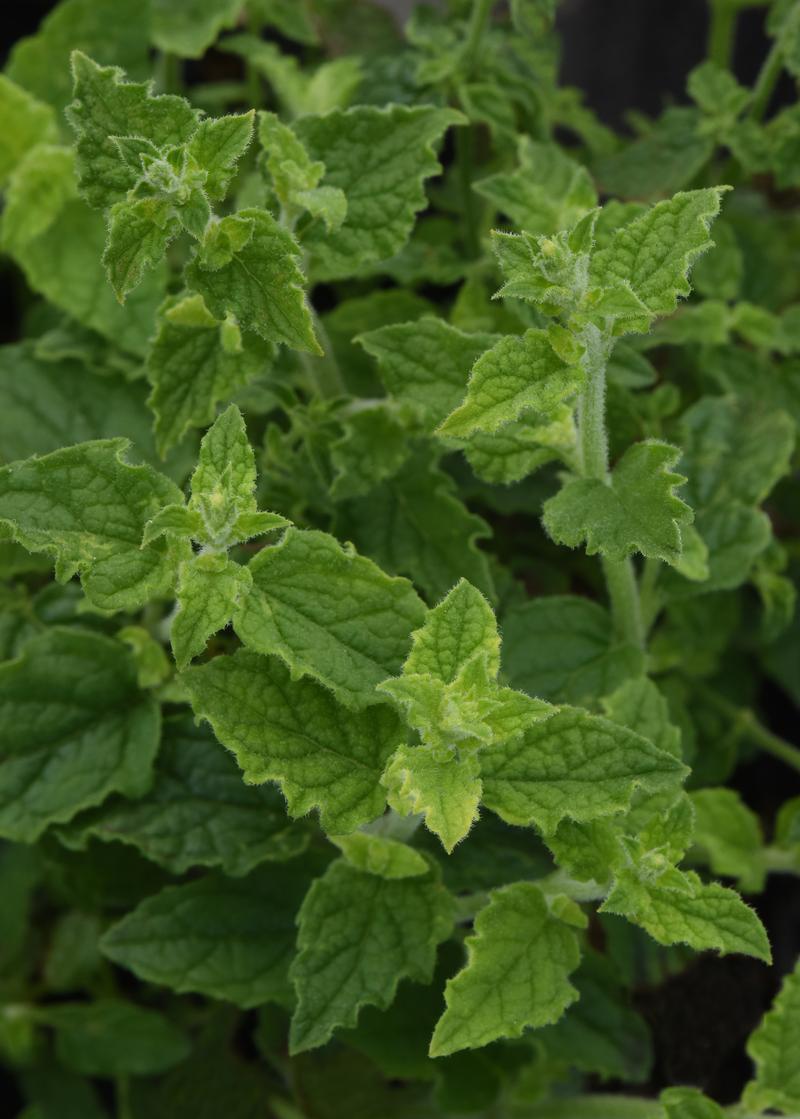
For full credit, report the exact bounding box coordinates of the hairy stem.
[707,0,738,68]
[577,328,645,649]
[155,51,181,95]
[749,38,784,121]
[698,686,800,774]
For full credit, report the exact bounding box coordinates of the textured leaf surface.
[601,867,771,962]
[61,717,308,876]
[543,442,693,565]
[171,554,252,669]
[481,709,686,833]
[382,745,482,853]
[331,833,429,880]
[406,579,500,683]
[41,1000,188,1077]
[690,788,765,893]
[235,528,425,708]
[102,864,314,1007]
[294,105,464,280]
[0,439,187,611]
[0,629,159,842]
[104,196,180,301]
[185,650,403,833]
[744,957,800,1113]
[289,858,454,1052]
[429,882,580,1057]
[187,208,319,353]
[438,329,584,439]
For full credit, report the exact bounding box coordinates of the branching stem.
[707,0,738,69]
[697,686,800,774]
[749,38,784,121]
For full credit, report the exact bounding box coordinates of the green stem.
[155,51,181,96]
[116,1077,133,1119]
[462,0,495,74]
[749,38,784,121]
[707,0,738,68]
[699,687,800,774]
[603,556,645,649]
[246,12,264,109]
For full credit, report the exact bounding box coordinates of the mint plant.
[0,0,798,1115]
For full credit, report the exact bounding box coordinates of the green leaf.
[104,196,181,301]
[689,788,765,893]
[357,318,497,431]
[0,439,188,612]
[294,105,465,280]
[59,716,308,876]
[461,407,576,485]
[289,857,454,1053]
[593,109,713,201]
[589,189,727,327]
[102,863,316,1007]
[405,578,500,683]
[147,293,274,456]
[744,956,800,1114]
[329,403,410,500]
[437,329,584,439]
[660,1087,726,1119]
[234,527,425,708]
[502,595,645,705]
[0,76,57,185]
[7,0,151,112]
[186,208,320,353]
[543,441,693,565]
[67,51,200,210]
[171,554,252,669]
[330,833,429,880]
[600,867,771,962]
[39,1000,188,1077]
[152,0,242,58]
[481,708,686,834]
[429,882,580,1057]
[184,649,404,833]
[688,62,750,122]
[0,144,77,252]
[382,745,482,853]
[335,447,495,603]
[0,629,159,843]
[187,111,255,200]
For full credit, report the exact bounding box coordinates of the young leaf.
[146,293,274,457]
[589,188,727,326]
[184,649,404,833]
[171,553,252,669]
[743,956,800,1114]
[600,867,771,962]
[0,439,188,612]
[405,578,500,683]
[289,858,454,1053]
[429,882,581,1057]
[39,1001,188,1077]
[187,111,255,200]
[0,629,159,843]
[437,329,584,439]
[293,105,465,279]
[330,833,429,880]
[186,208,320,353]
[234,528,426,708]
[102,863,316,1007]
[481,708,687,834]
[542,441,693,566]
[104,196,181,301]
[60,716,308,876]
[382,745,482,853]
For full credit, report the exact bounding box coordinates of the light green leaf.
[102,863,316,1007]
[356,319,497,431]
[7,0,151,112]
[0,76,57,185]
[437,329,584,439]
[462,407,576,485]
[67,51,200,210]
[104,196,181,301]
[294,105,465,280]
[660,1087,726,1119]
[289,857,454,1052]
[481,708,687,834]
[429,882,580,1057]
[0,439,188,612]
[0,629,159,843]
[593,109,713,201]
[330,833,429,880]
[405,579,499,683]
[250,0,319,45]
[184,649,404,832]
[543,441,693,565]
[58,716,308,876]
[234,527,425,708]
[589,188,727,326]
[743,956,800,1114]
[171,554,252,669]
[382,744,481,853]
[186,207,320,353]
[601,677,682,759]
[147,292,273,457]
[258,110,324,202]
[601,867,771,962]
[185,110,255,200]
[0,144,77,252]
[151,0,242,58]
[335,447,495,603]
[689,788,765,893]
[40,1000,188,1077]
[295,184,348,232]
[688,61,750,122]
[502,595,645,705]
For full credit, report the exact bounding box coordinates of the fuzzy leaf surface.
[744,957,800,1113]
